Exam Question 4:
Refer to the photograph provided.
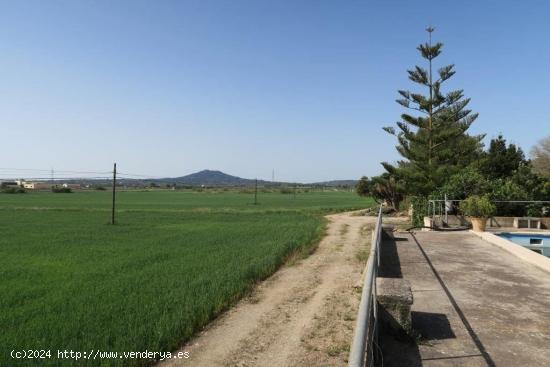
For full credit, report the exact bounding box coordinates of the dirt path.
[161,212,406,367]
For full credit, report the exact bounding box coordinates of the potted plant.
[459,195,496,232]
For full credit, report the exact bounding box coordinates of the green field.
[0,190,373,366]
[0,189,370,211]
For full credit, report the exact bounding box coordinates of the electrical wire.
[116,172,164,179]
[1,167,197,182]
[0,168,111,175]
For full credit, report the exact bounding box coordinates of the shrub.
[1,187,26,194]
[95,186,107,191]
[526,203,544,217]
[370,173,404,212]
[410,196,428,227]
[434,166,491,200]
[459,195,496,218]
[355,176,372,197]
[489,178,529,216]
[52,187,73,193]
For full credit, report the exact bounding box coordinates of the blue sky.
[1,0,548,182]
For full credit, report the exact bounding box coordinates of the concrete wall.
[431,215,550,229]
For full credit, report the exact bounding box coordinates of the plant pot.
[470,217,487,232]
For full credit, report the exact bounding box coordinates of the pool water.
[498,232,550,257]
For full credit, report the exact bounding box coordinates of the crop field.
[0,190,374,366]
[0,189,371,211]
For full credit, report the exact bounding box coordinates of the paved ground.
[379,230,550,367]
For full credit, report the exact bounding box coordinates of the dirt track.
[161,211,405,367]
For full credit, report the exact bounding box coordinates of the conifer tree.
[383,28,483,196]
[479,135,526,179]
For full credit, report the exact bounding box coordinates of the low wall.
[431,215,550,229]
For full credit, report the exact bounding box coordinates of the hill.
[14,170,357,188]
[165,170,357,187]
[169,170,262,186]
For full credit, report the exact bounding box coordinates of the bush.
[410,196,428,227]
[526,203,544,217]
[370,173,404,212]
[459,195,496,218]
[52,187,72,193]
[489,178,529,216]
[434,166,491,200]
[1,187,26,194]
[95,186,107,191]
[356,176,372,197]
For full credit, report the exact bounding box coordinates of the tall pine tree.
[383,28,483,196]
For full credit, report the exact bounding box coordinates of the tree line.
[357,28,550,223]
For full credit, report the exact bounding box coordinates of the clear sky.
[1,0,549,182]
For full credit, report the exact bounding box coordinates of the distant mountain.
[168,170,262,186]
[32,169,356,188]
[147,171,357,187]
[153,171,357,187]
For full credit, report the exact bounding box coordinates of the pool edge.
[470,230,550,274]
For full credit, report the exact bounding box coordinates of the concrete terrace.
[379,230,550,367]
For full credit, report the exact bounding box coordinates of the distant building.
[23,182,52,190]
[5,179,81,190]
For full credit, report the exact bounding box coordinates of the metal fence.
[348,205,382,367]
[428,198,550,226]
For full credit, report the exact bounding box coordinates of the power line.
[0,167,53,172]
[0,168,111,175]
[116,172,163,179]
[0,176,111,180]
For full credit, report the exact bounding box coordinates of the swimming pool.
[498,232,550,257]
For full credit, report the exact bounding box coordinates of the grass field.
[0,189,371,212]
[0,190,374,366]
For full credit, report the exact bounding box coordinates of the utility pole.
[111,163,117,225]
[293,182,297,199]
[254,178,258,205]
[272,169,275,182]
[50,167,54,188]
